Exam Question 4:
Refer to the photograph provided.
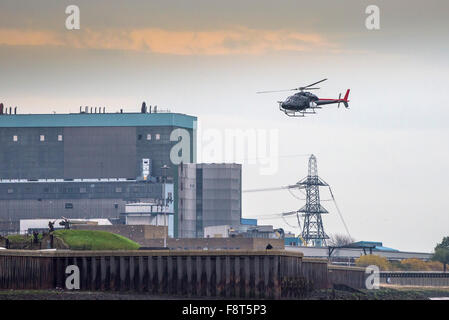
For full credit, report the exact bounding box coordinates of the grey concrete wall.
[140,238,285,250]
[380,272,449,286]
[285,246,433,261]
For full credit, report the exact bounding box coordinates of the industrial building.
[120,201,174,236]
[0,108,246,239]
[0,110,196,234]
[204,218,283,239]
[177,163,242,238]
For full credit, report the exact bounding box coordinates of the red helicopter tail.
[339,89,350,108]
[343,89,350,101]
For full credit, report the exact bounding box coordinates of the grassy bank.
[53,229,140,250]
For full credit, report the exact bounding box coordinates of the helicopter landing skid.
[279,104,321,117]
[284,111,305,117]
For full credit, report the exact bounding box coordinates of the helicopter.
[257,78,350,117]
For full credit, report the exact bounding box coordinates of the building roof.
[347,241,399,252]
[241,218,257,226]
[0,112,197,129]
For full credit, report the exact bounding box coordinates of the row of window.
[12,135,63,142]
[65,203,119,209]
[138,133,161,141]
[11,133,162,142]
[6,187,129,194]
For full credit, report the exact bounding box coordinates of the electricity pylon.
[297,154,329,246]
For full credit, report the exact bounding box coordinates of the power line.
[328,186,352,239]
[227,153,311,163]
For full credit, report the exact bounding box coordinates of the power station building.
[177,163,242,238]
[0,111,196,234]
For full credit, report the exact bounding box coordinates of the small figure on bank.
[33,231,39,244]
[48,220,55,232]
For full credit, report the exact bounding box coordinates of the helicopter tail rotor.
[342,89,350,108]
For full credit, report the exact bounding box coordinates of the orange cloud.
[0,29,64,47]
[0,27,335,55]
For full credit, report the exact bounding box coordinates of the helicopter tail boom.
[315,89,350,108]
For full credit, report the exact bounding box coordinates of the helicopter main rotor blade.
[300,78,327,89]
[256,88,298,94]
[256,79,327,94]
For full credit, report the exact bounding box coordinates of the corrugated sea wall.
[328,265,366,289]
[0,250,366,298]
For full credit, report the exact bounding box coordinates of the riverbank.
[1,286,449,300]
[307,285,449,300]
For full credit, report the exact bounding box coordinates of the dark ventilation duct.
[80,106,82,113]
[14,107,17,114]
[9,107,12,114]
[141,101,147,113]
[154,105,157,113]
[95,107,97,113]
[149,105,152,113]
[120,109,123,113]
[0,103,3,115]
[103,107,105,113]
[90,107,93,113]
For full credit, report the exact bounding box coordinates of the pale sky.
[1,0,448,252]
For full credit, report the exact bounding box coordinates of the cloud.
[0,29,64,47]
[0,27,335,55]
